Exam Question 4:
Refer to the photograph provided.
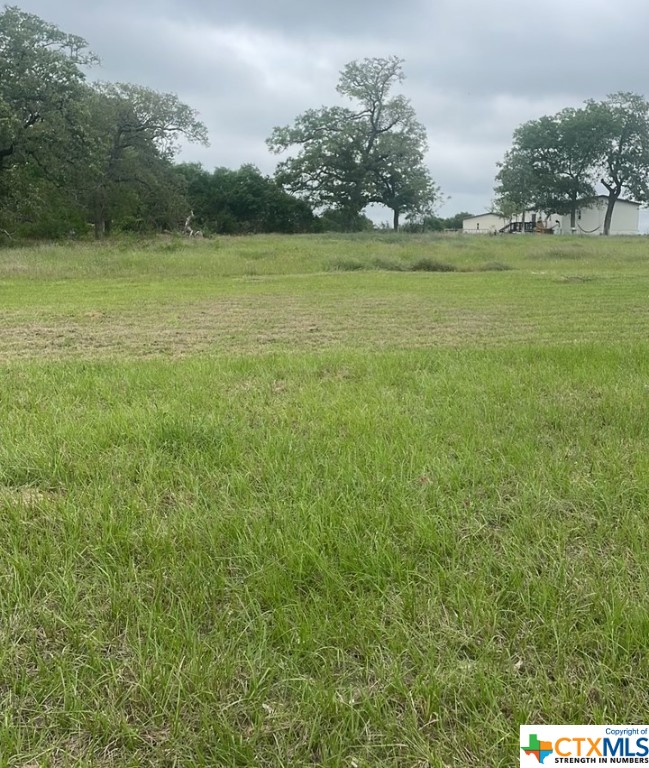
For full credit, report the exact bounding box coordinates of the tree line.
[0,7,439,241]
[0,6,207,239]
[4,5,649,242]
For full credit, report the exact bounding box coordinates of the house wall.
[462,214,506,233]
[463,211,550,234]
[558,200,639,235]
[608,201,640,234]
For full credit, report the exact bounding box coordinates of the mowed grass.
[0,234,648,766]
[0,234,647,360]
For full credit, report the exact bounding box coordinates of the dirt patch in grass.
[0,486,64,507]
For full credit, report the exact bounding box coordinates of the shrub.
[328,258,366,271]
[477,261,513,271]
[372,257,406,271]
[409,258,456,272]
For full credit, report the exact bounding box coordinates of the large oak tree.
[0,6,210,238]
[83,83,208,237]
[267,57,439,230]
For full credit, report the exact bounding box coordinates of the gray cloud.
[15,0,649,221]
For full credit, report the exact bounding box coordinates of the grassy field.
[0,233,648,766]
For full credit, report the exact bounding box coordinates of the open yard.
[0,233,648,766]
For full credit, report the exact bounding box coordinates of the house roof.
[592,195,640,207]
[463,212,504,221]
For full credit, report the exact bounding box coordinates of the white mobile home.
[464,198,640,236]
[462,211,546,234]
[462,212,507,234]
[556,196,640,235]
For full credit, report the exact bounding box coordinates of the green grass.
[0,234,648,766]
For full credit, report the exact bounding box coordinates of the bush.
[409,258,456,272]
[318,209,375,233]
[372,257,406,271]
[477,261,513,271]
[328,258,366,271]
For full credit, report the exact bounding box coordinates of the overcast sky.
[15,0,649,223]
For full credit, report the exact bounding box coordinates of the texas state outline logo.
[521,733,554,764]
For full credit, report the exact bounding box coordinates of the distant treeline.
[1,8,446,241]
[0,7,330,241]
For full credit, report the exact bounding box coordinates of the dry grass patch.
[1,276,648,361]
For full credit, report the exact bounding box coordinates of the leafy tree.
[369,130,440,229]
[176,163,213,225]
[0,7,209,239]
[83,83,209,237]
[542,108,602,228]
[401,211,475,232]
[442,211,474,230]
[177,163,316,234]
[0,6,97,232]
[267,56,439,230]
[586,92,649,235]
[419,216,445,232]
[493,148,537,224]
[495,108,602,231]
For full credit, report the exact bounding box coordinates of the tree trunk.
[568,191,577,232]
[94,187,106,239]
[0,144,15,165]
[603,192,618,236]
[393,209,399,231]
[94,214,105,239]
